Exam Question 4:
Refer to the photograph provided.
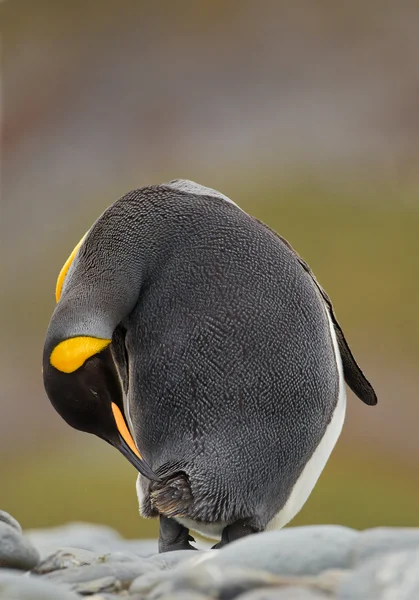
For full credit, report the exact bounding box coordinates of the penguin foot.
[158,515,198,553]
[211,520,260,549]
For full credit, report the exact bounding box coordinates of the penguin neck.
[51,189,177,345]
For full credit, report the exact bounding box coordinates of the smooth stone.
[148,549,210,571]
[309,569,350,595]
[206,526,359,577]
[0,571,79,600]
[106,538,158,557]
[96,550,144,563]
[129,552,212,595]
[350,527,419,565]
[72,575,119,595]
[0,522,40,571]
[0,511,22,534]
[88,595,130,600]
[128,552,266,596]
[338,548,419,599]
[149,564,293,600]
[130,568,175,595]
[149,563,348,600]
[239,588,328,599]
[146,594,211,600]
[25,523,122,553]
[29,544,68,561]
[32,547,98,573]
[32,545,140,566]
[42,560,150,587]
[88,595,129,600]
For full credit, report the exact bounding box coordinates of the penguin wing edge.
[292,253,378,406]
[327,309,378,406]
[253,218,378,406]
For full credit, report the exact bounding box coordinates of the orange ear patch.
[55,233,87,302]
[111,402,143,459]
[50,336,111,373]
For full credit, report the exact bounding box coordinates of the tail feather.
[150,472,193,519]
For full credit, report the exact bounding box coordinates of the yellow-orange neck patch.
[50,336,111,373]
[55,233,87,302]
[111,402,143,459]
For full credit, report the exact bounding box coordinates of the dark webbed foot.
[158,515,197,553]
[212,520,260,549]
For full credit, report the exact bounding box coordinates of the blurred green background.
[2,0,418,539]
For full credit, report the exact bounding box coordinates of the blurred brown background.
[1,0,418,539]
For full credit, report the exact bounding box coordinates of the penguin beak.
[114,435,160,481]
[110,402,160,482]
[43,341,160,482]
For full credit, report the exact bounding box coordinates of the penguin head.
[43,340,153,473]
[43,227,159,481]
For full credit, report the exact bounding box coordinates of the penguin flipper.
[254,219,378,406]
[314,285,377,406]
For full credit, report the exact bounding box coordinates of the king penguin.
[43,179,377,552]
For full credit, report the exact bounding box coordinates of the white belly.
[175,517,226,539]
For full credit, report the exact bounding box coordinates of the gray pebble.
[31,545,141,569]
[311,569,350,595]
[88,595,130,600]
[0,511,22,534]
[29,544,68,561]
[42,559,151,587]
[0,570,79,600]
[129,552,212,595]
[130,567,176,595]
[350,527,419,565]
[106,538,158,557]
[32,547,98,573]
[0,522,40,571]
[25,522,122,553]
[149,564,293,600]
[148,549,210,571]
[239,588,328,599]
[97,550,143,563]
[206,525,359,577]
[338,548,419,599]
[146,594,211,600]
[72,575,120,595]
[26,526,159,558]
[128,552,264,596]
[130,550,207,594]
[148,562,348,600]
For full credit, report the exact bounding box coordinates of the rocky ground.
[0,511,418,599]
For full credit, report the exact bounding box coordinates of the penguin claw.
[211,520,260,549]
[158,515,198,553]
[161,541,198,552]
